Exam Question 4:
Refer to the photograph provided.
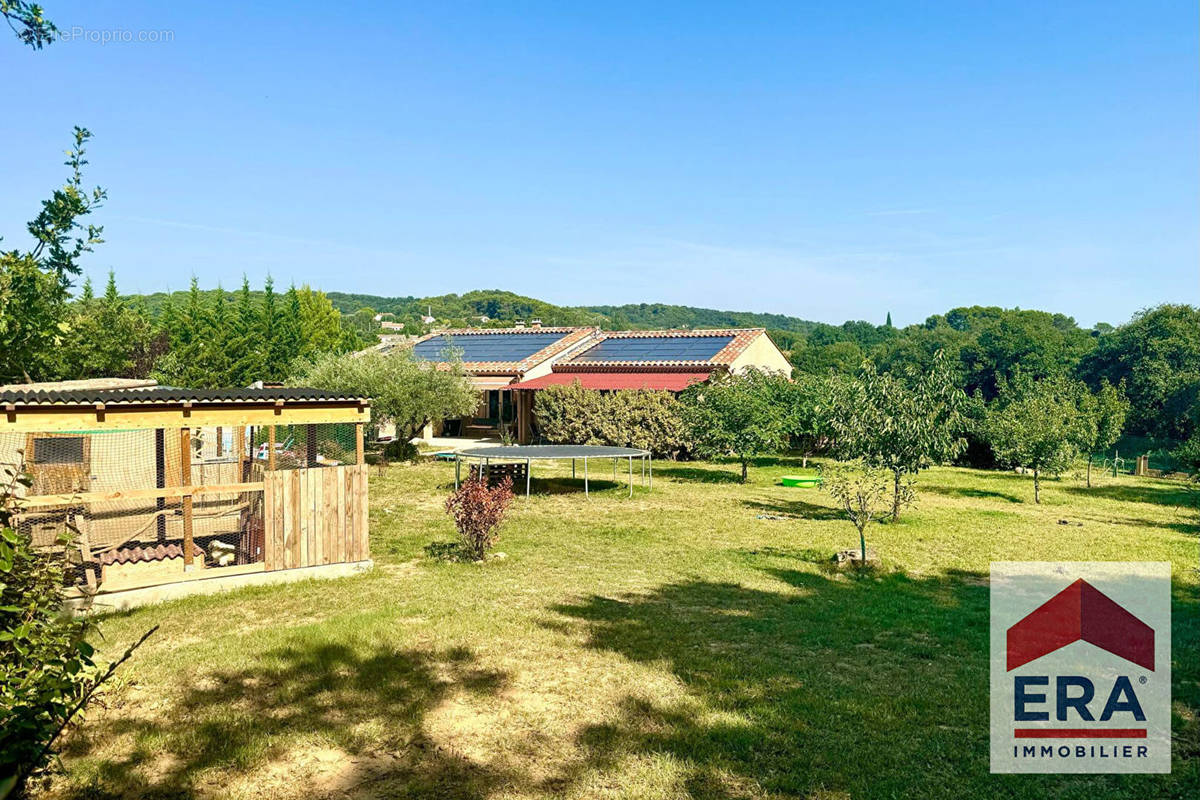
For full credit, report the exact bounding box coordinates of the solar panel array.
[570,335,735,363]
[411,332,568,363]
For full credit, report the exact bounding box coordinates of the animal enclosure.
[0,387,371,602]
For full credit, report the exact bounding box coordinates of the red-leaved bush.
[444,474,514,560]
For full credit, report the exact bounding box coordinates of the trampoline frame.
[452,445,652,498]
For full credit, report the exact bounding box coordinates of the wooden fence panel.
[263,464,368,571]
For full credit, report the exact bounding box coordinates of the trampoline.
[453,445,651,498]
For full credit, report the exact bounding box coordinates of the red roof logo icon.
[1006,578,1154,671]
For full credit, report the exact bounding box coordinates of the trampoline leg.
[456,457,461,489]
[628,456,633,497]
[584,457,589,497]
[642,455,646,486]
[649,454,652,490]
[572,459,575,480]
[613,458,617,482]
[526,458,531,498]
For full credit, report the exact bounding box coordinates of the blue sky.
[2,1,1195,327]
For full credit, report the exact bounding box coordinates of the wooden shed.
[0,384,372,609]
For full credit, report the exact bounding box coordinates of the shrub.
[535,382,689,457]
[0,467,154,796]
[444,475,514,561]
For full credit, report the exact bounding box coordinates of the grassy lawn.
[46,459,1197,800]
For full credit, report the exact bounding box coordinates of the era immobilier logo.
[990,562,1171,773]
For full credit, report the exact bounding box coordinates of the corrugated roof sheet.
[0,386,366,406]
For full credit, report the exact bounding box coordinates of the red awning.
[507,371,711,391]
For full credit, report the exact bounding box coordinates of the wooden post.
[215,426,224,457]
[268,425,277,471]
[355,422,365,465]
[235,425,246,481]
[180,427,194,568]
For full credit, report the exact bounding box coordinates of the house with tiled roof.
[506,328,790,442]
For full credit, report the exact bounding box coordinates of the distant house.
[379,320,405,331]
[408,325,598,439]
[507,328,791,442]
[392,326,791,443]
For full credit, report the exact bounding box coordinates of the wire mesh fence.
[1,422,360,593]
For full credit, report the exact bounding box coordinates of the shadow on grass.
[924,484,1025,504]
[57,643,516,800]
[742,497,843,521]
[1063,481,1196,509]
[548,566,1199,799]
[653,465,745,484]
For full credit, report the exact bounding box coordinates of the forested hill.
[322,289,821,332]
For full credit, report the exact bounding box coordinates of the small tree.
[985,373,1091,503]
[820,460,892,564]
[1076,379,1130,487]
[291,349,478,456]
[772,373,840,468]
[444,474,514,560]
[831,351,968,520]
[680,369,788,482]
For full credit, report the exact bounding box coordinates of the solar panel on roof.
[411,332,568,363]
[570,335,734,363]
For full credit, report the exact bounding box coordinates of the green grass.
[47,459,1198,800]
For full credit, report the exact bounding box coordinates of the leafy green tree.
[832,351,968,520]
[229,276,264,385]
[59,271,157,379]
[1,0,56,48]
[679,368,788,482]
[1,128,105,382]
[296,286,347,357]
[290,350,478,452]
[1079,304,1200,441]
[1076,379,1130,487]
[819,459,892,564]
[984,373,1092,503]
[789,340,864,377]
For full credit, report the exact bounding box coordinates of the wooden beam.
[0,403,370,433]
[268,426,277,471]
[354,422,365,466]
[16,481,267,510]
[180,427,194,567]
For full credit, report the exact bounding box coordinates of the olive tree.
[832,351,968,520]
[291,349,478,455]
[984,372,1091,503]
[679,368,788,482]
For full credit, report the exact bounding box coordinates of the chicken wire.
[0,422,363,591]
